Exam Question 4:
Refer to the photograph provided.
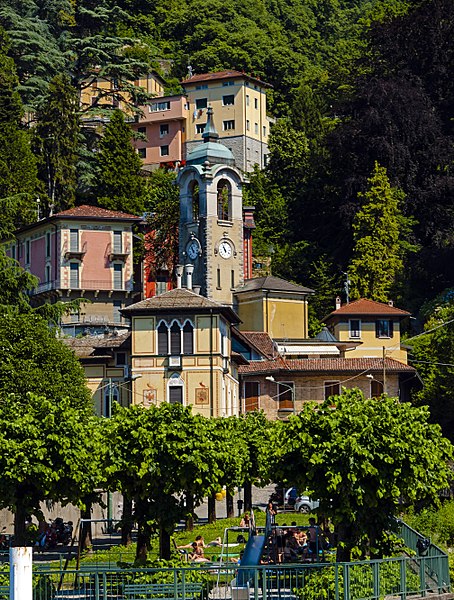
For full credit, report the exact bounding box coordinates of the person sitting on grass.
[178,535,205,549]
[189,541,210,562]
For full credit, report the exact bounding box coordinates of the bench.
[123,582,203,600]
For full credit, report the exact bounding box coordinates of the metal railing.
[28,280,134,295]
[0,555,449,600]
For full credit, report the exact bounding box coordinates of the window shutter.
[389,320,394,337]
[245,382,259,411]
[157,323,168,354]
[170,322,181,354]
[182,322,193,354]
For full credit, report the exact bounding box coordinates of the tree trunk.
[121,495,133,546]
[80,501,93,552]
[226,492,234,518]
[335,523,353,562]
[160,525,171,560]
[208,494,216,524]
[135,500,150,564]
[14,497,28,547]
[185,491,194,531]
[244,481,252,512]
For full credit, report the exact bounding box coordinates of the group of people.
[177,534,225,562]
[278,518,325,563]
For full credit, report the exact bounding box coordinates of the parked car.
[284,487,298,507]
[295,495,319,513]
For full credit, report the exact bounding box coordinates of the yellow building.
[182,70,273,172]
[324,298,410,363]
[234,276,314,339]
[121,288,243,417]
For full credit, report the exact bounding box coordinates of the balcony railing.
[28,280,134,295]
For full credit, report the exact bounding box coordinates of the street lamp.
[266,375,296,415]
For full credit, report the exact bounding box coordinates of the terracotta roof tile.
[181,70,272,88]
[325,298,410,320]
[239,357,415,374]
[240,331,276,359]
[64,332,130,358]
[55,205,142,220]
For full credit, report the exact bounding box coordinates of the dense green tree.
[348,162,415,302]
[0,393,101,545]
[0,27,38,236]
[96,110,145,214]
[0,247,38,313]
[143,169,180,284]
[272,389,453,561]
[34,74,79,214]
[0,312,92,410]
[410,299,454,442]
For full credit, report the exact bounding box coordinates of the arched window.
[217,179,231,221]
[170,321,181,355]
[183,321,194,354]
[157,321,168,354]
[190,181,200,221]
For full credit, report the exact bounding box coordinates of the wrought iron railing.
[0,555,449,600]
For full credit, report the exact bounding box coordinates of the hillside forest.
[1,1,454,392]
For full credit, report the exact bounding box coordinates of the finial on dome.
[202,106,219,143]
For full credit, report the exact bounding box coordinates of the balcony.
[106,242,131,263]
[64,241,87,261]
[28,279,134,296]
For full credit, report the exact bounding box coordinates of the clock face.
[186,239,200,260]
[218,240,232,259]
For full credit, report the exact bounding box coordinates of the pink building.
[132,95,189,168]
[6,206,143,335]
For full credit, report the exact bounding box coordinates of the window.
[195,98,207,110]
[113,231,122,253]
[222,94,234,106]
[137,126,146,134]
[196,123,206,134]
[217,268,221,289]
[217,179,231,221]
[160,145,169,156]
[371,379,383,398]
[113,300,122,324]
[70,229,79,252]
[183,321,193,354]
[150,101,170,111]
[349,319,361,338]
[190,181,199,221]
[223,120,235,131]
[70,309,80,323]
[254,122,259,134]
[158,322,169,354]
[324,381,340,400]
[160,123,169,137]
[113,263,123,290]
[169,386,183,404]
[278,382,294,410]
[116,352,126,366]
[222,81,234,87]
[45,265,51,283]
[69,262,79,288]
[46,232,51,258]
[25,240,30,264]
[138,148,146,159]
[254,98,258,109]
[263,125,266,136]
[244,381,259,412]
[246,94,250,106]
[170,322,181,355]
[196,84,208,90]
[11,245,15,260]
[231,270,235,289]
[376,319,393,338]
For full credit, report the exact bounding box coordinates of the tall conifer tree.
[96,110,145,215]
[34,74,79,215]
[0,27,38,236]
[348,162,414,303]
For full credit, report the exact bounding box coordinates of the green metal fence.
[0,554,448,600]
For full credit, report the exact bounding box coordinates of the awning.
[278,344,340,356]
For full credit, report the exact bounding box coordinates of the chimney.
[193,285,201,295]
[335,296,341,310]
[185,263,194,290]
[388,300,394,307]
[175,264,184,289]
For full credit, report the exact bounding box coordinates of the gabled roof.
[181,70,272,89]
[325,298,410,321]
[54,205,142,221]
[122,288,240,323]
[234,276,314,295]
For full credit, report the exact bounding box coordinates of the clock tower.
[177,107,245,306]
